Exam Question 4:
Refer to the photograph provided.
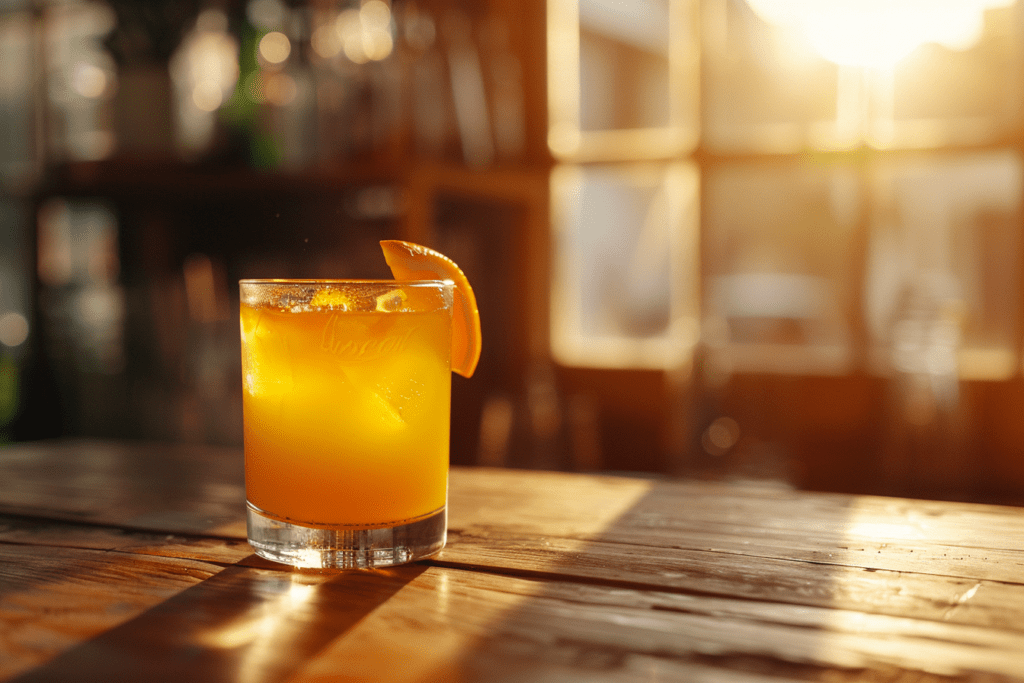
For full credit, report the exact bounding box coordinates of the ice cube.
[242,311,296,398]
[376,288,408,312]
[310,288,353,310]
[373,388,407,427]
[379,377,425,421]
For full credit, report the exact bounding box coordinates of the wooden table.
[3,440,1024,682]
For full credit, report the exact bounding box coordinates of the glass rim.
[239,278,453,286]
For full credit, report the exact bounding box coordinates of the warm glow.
[335,1,394,64]
[311,24,343,58]
[71,61,108,99]
[201,573,320,683]
[363,29,394,62]
[745,0,1014,68]
[263,72,297,106]
[192,80,223,111]
[336,9,366,63]
[361,0,392,29]
[0,312,29,348]
[170,11,239,116]
[259,31,291,64]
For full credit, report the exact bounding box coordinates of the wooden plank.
[442,470,1024,629]
[6,441,1024,633]
[449,468,1024,553]
[5,523,1024,681]
[0,440,245,537]
[290,566,1024,682]
[8,563,430,683]
[624,481,1024,551]
[0,516,253,566]
[437,528,1024,631]
[7,440,1024,555]
[0,543,223,681]
[7,509,1021,635]
[7,549,1020,683]
[446,469,1024,585]
[9,440,1023,573]
[448,467,654,536]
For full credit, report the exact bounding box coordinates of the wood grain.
[442,469,1024,631]
[438,528,1024,630]
[0,440,244,535]
[5,441,1024,682]
[289,565,1024,682]
[0,543,223,680]
[448,468,1024,557]
[0,516,253,565]
[7,563,428,683]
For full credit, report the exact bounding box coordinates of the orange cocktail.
[240,279,454,568]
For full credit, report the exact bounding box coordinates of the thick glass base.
[246,503,446,569]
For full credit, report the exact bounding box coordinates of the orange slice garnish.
[380,240,481,378]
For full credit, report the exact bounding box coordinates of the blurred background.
[3,0,1024,504]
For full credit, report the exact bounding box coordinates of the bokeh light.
[192,80,224,112]
[0,312,29,348]
[259,31,292,65]
[71,61,108,99]
[311,23,343,59]
[334,1,394,64]
[169,7,239,152]
[263,72,298,106]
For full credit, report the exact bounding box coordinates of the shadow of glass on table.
[7,555,428,683]
[0,439,433,683]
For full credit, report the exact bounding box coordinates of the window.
[550,0,1024,381]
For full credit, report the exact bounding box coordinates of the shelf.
[37,158,553,200]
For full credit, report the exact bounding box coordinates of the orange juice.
[240,281,452,530]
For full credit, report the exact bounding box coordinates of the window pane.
[579,0,672,131]
[548,0,699,160]
[864,151,1023,379]
[551,162,699,369]
[703,0,1024,152]
[703,160,860,373]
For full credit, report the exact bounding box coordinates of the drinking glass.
[239,279,453,568]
